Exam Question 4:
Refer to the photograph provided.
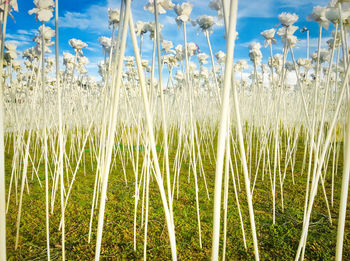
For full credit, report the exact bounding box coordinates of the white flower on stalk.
[162,40,174,53]
[261,28,276,47]
[187,42,198,56]
[325,7,340,24]
[28,0,54,22]
[63,52,75,70]
[108,8,120,28]
[175,70,184,82]
[175,44,184,61]
[278,12,298,26]
[38,25,55,41]
[141,59,151,72]
[307,6,329,29]
[5,43,18,60]
[78,56,89,66]
[142,22,163,40]
[135,21,149,36]
[23,47,40,61]
[99,36,112,54]
[235,59,248,71]
[124,56,134,67]
[144,0,174,14]
[284,61,295,72]
[268,53,283,71]
[208,0,223,24]
[69,38,88,54]
[196,15,216,34]
[277,25,299,48]
[197,53,209,65]
[163,54,178,68]
[174,2,193,26]
[297,58,312,69]
[248,42,262,65]
[327,30,341,49]
[200,66,209,79]
[311,49,330,64]
[215,50,226,64]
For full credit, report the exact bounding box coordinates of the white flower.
[297,58,311,67]
[69,38,88,54]
[124,56,134,67]
[175,44,184,60]
[108,8,120,28]
[200,66,209,79]
[208,0,223,24]
[63,52,75,69]
[78,56,89,66]
[261,28,276,47]
[197,53,209,65]
[23,47,39,61]
[278,12,298,26]
[99,36,112,54]
[277,25,299,48]
[311,49,329,64]
[215,50,226,64]
[175,70,184,82]
[38,25,55,41]
[174,2,193,25]
[141,59,149,67]
[277,25,298,37]
[163,54,178,68]
[135,21,149,36]
[285,61,294,71]
[282,35,298,48]
[196,15,215,34]
[237,59,248,71]
[307,6,329,29]
[28,0,54,22]
[5,43,17,59]
[144,0,174,14]
[187,42,198,56]
[248,42,262,65]
[162,40,174,53]
[325,7,340,24]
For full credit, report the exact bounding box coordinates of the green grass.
[4,134,350,260]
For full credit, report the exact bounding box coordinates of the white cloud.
[59,4,109,32]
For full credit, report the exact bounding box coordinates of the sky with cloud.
[6,0,331,80]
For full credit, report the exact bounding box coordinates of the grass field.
[5,133,350,260]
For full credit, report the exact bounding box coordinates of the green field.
[5,134,350,260]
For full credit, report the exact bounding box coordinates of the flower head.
[108,8,120,28]
[162,40,174,53]
[5,43,17,60]
[278,12,298,26]
[28,0,54,22]
[307,6,329,29]
[196,15,215,34]
[38,25,55,41]
[99,36,112,53]
[144,0,174,14]
[208,0,223,25]
[215,50,226,64]
[248,42,262,65]
[197,53,209,65]
[261,28,276,47]
[174,2,193,26]
[69,38,88,54]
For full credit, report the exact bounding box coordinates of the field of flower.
[0,0,350,260]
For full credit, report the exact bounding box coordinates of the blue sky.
[6,0,331,79]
